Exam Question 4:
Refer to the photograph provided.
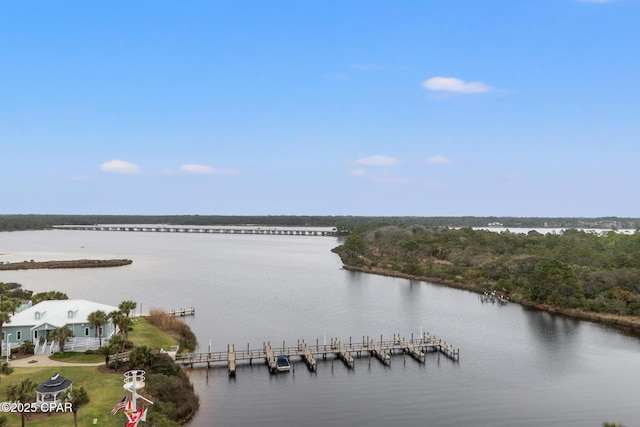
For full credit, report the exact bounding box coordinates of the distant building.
[2,299,118,354]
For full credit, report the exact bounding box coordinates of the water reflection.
[2,230,640,427]
[524,307,581,346]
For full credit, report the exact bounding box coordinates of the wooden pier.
[175,332,459,375]
[167,307,195,317]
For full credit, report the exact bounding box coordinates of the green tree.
[31,290,68,305]
[110,334,126,350]
[528,258,582,306]
[119,300,137,317]
[0,361,13,381]
[6,378,37,427]
[64,386,90,427]
[87,310,108,347]
[49,326,74,353]
[110,310,133,339]
[341,235,367,264]
[129,346,156,370]
[0,298,19,345]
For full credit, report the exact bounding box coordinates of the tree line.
[335,225,640,318]
[0,214,638,232]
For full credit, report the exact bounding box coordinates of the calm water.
[1,230,639,427]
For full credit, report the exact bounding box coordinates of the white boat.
[276,355,290,372]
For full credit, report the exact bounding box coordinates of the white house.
[2,299,119,354]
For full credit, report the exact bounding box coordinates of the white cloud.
[179,164,239,175]
[348,168,367,177]
[100,159,141,174]
[356,155,400,167]
[422,77,492,94]
[424,155,453,165]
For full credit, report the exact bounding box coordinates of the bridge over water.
[53,225,337,237]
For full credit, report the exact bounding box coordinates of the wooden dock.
[175,332,459,375]
[167,307,195,317]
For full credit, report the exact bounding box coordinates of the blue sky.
[1,0,638,217]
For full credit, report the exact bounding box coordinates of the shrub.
[147,309,198,352]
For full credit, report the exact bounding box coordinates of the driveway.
[8,355,104,367]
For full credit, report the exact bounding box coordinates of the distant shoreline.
[0,259,132,270]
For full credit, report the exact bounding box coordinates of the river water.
[1,229,639,427]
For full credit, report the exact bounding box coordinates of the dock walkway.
[175,333,459,375]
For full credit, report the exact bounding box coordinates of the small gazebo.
[36,373,73,407]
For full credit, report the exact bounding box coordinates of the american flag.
[110,396,127,415]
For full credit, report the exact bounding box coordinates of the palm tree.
[49,326,74,353]
[110,310,133,339]
[64,386,90,427]
[87,310,108,347]
[108,334,126,369]
[118,300,137,317]
[109,333,126,354]
[6,378,37,427]
[129,345,155,370]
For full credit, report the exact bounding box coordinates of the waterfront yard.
[0,316,179,427]
[0,366,124,427]
[129,315,179,350]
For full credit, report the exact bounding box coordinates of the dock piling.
[174,332,459,375]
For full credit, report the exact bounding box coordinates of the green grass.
[128,316,178,350]
[49,352,104,363]
[0,319,180,426]
[0,366,126,427]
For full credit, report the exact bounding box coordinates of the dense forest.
[333,226,640,328]
[0,214,638,232]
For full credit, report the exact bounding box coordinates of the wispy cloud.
[422,77,492,94]
[100,159,141,174]
[179,164,240,175]
[348,168,367,177]
[349,156,409,185]
[424,155,454,165]
[356,155,400,167]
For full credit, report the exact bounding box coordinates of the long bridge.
[52,225,337,236]
[175,332,459,376]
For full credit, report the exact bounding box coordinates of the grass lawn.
[0,319,180,426]
[49,352,105,363]
[128,316,178,350]
[0,366,128,427]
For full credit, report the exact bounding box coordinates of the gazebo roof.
[36,373,73,394]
